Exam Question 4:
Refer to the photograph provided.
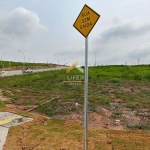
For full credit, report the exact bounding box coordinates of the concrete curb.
[0,112,33,150]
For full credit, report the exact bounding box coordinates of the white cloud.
[128,42,150,59]
[139,42,150,50]
[90,17,150,65]
[0,7,49,63]
[0,2,150,66]
[0,7,47,38]
[99,17,150,41]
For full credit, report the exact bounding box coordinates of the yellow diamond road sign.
[73,4,100,37]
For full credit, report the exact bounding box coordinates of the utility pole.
[1,53,6,68]
[18,50,25,69]
[55,55,59,67]
[95,51,97,66]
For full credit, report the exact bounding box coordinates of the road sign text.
[73,4,100,37]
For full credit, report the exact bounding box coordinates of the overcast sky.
[0,0,150,66]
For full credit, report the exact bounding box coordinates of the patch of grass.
[110,114,119,119]
[37,101,56,116]
[1,65,150,149]
[109,78,121,83]
[113,111,123,116]
[127,124,150,130]
[98,96,110,105]
[0,100,5,108]
[64,109,71,115]
[89,103,97,112]
[134,74,143,80]
[21,100,33,105]
[110,111,123,119]
[4,114,150,150]
[0,65,150,129]
[1,60,55,68]
[126,103,138,110]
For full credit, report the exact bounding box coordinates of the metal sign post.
[84,37,88,150]
[73,4,100,150]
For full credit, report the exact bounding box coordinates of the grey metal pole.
[18,50,25,69]
[70,57,73,65]
[95,51,97,66]
[55,55,59,67]
[1,53,6,68]
[84,36,88,150]
[1,56,2,67]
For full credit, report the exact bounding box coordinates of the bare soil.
[0,90,10,101]
[1,83,150,131]
[5,103,150,131]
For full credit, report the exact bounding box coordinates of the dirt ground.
[4,103,150,131]
[2,110,150,150]
[1,87,150,131]
[1,90,150,149]
[0,90,9,101]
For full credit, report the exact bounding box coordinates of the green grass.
[88,65,150,80]
[1,65,150,149]
[126,103,138,110]
[4,115,150,150]
[0,65,150,125]
[0,100,5,108]
[127,124,150,130]
[0,60,56,68]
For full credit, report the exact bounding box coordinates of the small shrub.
[64,110,70,115]
[110,114,119,119]
[98,96,110,105]
[127,124,150,130]
[13,84,18,87]
[109,78,120,83]
[145,73,150,80]
[134,74,143,80]
[89,103,97,112]
[97,74,100,78]
[37,102,56,116]
[71,106,77,111]
[0,100,5,108]
[32,74,41,81]
[113,111,123,116]
[110,111,123,119]
[126,104,137,110]
[21,100,33,105]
